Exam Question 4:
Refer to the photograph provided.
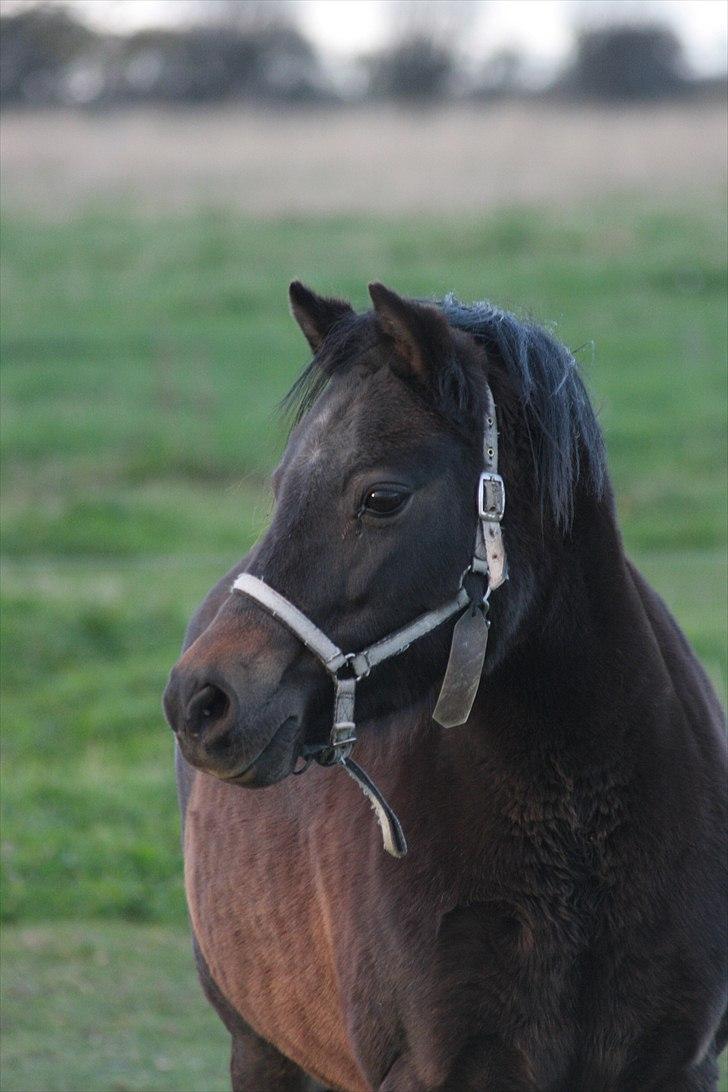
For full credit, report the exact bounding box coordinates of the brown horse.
[163,283,727,1091]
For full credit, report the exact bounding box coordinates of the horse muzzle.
[162,605,313,787]
[164,665,307,786]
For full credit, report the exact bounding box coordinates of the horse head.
[163,282,604,794]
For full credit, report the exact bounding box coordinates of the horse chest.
[184,772,392,1091]
[182,759,621,1091]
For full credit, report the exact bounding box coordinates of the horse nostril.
[201,685,228,722]
[186,683,231,739]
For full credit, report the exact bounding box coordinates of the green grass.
[0,923,229,1091]
[2,201,726,925]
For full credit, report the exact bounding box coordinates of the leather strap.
[349,588,470,678]
[232,575,469,687]
[232,574,348,673]
[472,384,507,590]
[342,758,407,857]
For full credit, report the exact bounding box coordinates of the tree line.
[1,2,723,108]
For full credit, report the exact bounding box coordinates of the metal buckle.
[460,565,489,606]
[478,471,505,522]
[316,736,356,766]
[332,653,356,680]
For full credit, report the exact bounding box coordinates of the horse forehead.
[287,369,430,482]
[293,396,346,472]
[309,395,341,445]
[293,379,369,464]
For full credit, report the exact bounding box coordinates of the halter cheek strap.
[431,384,505,728]
[231,382,506,857]
[474,385,506,590]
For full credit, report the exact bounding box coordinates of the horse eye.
[362,488,409,517]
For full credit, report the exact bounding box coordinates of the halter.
[232,382,507,857]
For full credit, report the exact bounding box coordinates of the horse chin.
[191,714,304,790]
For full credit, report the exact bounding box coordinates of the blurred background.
[1,1,726,1089]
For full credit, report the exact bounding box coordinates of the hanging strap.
[342,758,407,857]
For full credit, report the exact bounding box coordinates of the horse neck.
[472,483,660,766]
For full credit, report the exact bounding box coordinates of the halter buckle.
[334,652,364,682]
[315,736,356,766]
[460,565,490,606]
[478,471,505,522]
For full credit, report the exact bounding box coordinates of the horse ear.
[289,281,353,352]
[368,282,452,382]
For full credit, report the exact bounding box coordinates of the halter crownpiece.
[232,381,507,857]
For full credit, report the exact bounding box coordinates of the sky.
[5,0,728,76]
[304,1,727,75]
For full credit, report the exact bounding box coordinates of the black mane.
[441,296,607,530]
[283,296,606,531]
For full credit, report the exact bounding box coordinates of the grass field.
[1,924,229,1092]
[1,198,726,1090]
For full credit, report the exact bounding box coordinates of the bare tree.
[563,22,687,100]
[366,0,482,101]
[0,3,95,104]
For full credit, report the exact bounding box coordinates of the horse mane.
[283,296,606,532]
[441,295,607,531]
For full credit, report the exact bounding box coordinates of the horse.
[163,282,727,1091]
